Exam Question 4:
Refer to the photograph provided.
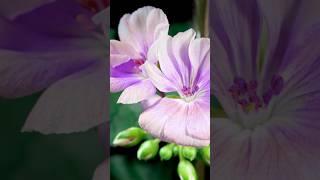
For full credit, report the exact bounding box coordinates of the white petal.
[92,160,107,180]
[117,79,156,104]
[139,97,209,147]
[110,40,141,67]
[0,0,54,19]
[142,61,176,92]
[118,6,169,56]
[22,62,107,134]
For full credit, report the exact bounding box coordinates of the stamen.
[133,59,145,66]
[182,85,199,97]
[271,75,284,95]
[228,75,284,112]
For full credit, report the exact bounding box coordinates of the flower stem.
[194,0,208,37]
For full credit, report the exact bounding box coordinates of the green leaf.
[169,22,193,36]
[110,155,176,180]
[109,93,142,143]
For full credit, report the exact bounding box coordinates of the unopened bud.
[113,127,146,147]
[177,160,198,180]
[137,139,160,160]
[173,145,180,156]
[182,146,197,161]
[200,146,210,165]
[159,144,174,161]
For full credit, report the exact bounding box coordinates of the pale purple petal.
[110,76,141,92]
[117,79,156,104]
[211,0,261,80]
[22,62,107,134]
[141,94,161,110]
[142,61,176,92]
[189,38,210,73]
[0,0,54,20]
[0,48,103,98]
[146,37,162,64]
[13,0,95,37]
[189,38,210,86]
[157,35,184,87]
[118,6,169,56]
[186,98,210,140]
[110,40,142,67]
[139,97,209,147]
[92,160,107,180]
[213,116,320,180]
[170,29,196,86]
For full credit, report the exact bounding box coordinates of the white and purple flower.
[140,29,210,147]
[0,0,109,179]
[110,6,169,104]
[212,0,320,179]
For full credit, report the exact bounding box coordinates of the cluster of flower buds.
[113,128,210,180]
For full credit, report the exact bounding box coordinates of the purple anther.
[182,86,195,96]
[248,80,258,91]
[248,92,259,103]
[238,99,249,107]
[234,77,247,94]
[228,84,240,99]
[271,75,284,95]
[262,89,273,105]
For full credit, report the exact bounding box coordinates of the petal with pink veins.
[117,79,156,104]
[22,61,107,134]
[139,97,209,147]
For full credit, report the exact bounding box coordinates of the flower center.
[228,75,284,113]
[182,86,199,96]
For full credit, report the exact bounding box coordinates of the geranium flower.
[140,29,210,147]
[0,0,108,179]
[212,0,320,179]
[110,6,169,104]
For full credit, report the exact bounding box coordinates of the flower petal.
[22,62,107,134]
[157,35,184,87]
[118,6,169,56]
[92,160,107,180]
[171,29,196,86]
[0,0,54,20]
[211,0,261,80]
[189,37,210,86]
[117,79,156,104]
[139,97,209,147]
[142,61,176,92]
[110,40,141,67]
[13,0,95,36]
[110,76,141,92]
[186,99,210,140]
[141,94,161,110]
[0,48,103,98]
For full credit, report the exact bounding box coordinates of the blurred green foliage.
[0,94,104,180]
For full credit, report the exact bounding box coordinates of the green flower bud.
[200,146,210,165]
[177,160,198,180]
[137,139,160,160]
[173,145,180,156]
[159,144,174,161]
[113,127,146,147]
[182,146,197,161]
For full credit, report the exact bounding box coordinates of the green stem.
[194,0,209,37]
[178,145,185,161]
[195,161,205,180]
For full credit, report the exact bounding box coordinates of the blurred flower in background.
[212,0,320,179]
[0,0,109,179]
